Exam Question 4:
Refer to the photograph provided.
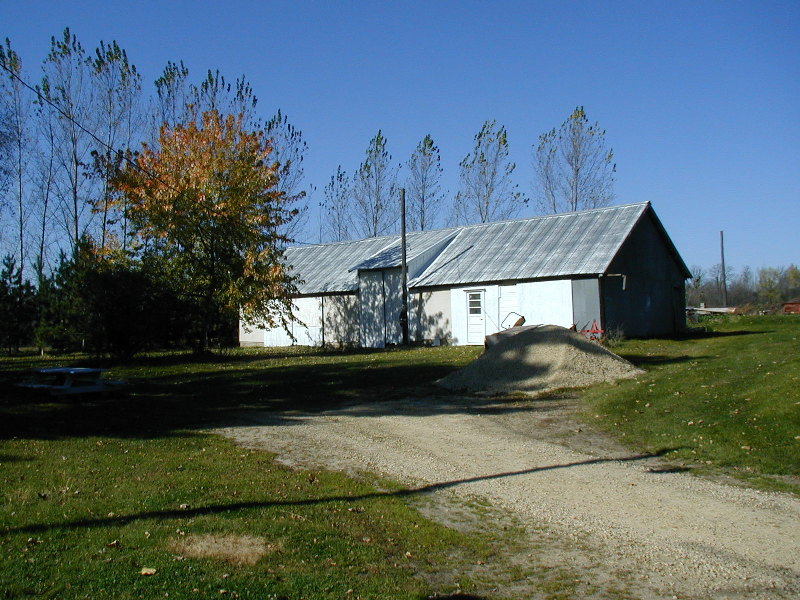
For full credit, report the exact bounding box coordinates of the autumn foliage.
[113,109,298,349]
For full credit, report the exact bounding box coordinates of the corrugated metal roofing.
[284,202,687,295]
[284,237,393,294]
[352,229,459,271]
[411,203,651,288]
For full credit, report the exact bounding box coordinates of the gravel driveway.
[214,395,800,599]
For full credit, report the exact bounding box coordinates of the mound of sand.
[437,325,643,394]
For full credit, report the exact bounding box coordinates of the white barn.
[240,202,691,348]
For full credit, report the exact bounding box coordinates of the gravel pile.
[436,325,643,394]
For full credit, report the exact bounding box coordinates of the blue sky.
[3,0,798,272]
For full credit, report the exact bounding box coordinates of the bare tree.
[406,134,445,231]
[0,39,36,279]
[190,69,258,127]
[33,101,58,278]
[90,39,143,248]
[352,130,398,238]
[40,28,97,249]
[728,265,757,306]
[454,120,525,224]
[151,60,190,137]
[533,106,615,214]
[265,110,310,243]
[320,165,352,242]
[0,97,10,199]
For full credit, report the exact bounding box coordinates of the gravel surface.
[214,396,800,599]
[437,325,643,394]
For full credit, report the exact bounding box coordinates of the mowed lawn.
[1,314,798,598]
[0,346,492,600]
[582,314,800,493]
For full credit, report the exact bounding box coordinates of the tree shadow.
[618,354,712,367]
[680,329,767,340]
[4,448,679,536]
[0,351,517,440]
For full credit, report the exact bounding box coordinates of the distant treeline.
[686,264,800,309]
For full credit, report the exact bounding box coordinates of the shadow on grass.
[0,351,543,440]
[688,329,769,339]
[618,354,712,367]
[3,448,678,536]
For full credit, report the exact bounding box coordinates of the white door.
[466,290,485,345]
[499,284,519,329]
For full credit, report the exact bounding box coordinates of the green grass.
[583,315,800,493]
[0,346,490,599]
[1,434,481,599]
[2,317,798,598]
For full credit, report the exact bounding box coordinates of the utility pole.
[400,188,409,345]
[720,231,728,307]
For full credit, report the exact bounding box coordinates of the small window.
[468,292,482,314]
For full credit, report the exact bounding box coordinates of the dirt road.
[214,396,800,599]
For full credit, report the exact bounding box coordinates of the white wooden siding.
[410,289,451,344]
[238,322,265,347]
[249,280,576,349]
[517,280,574,327]
[498,284,520,329]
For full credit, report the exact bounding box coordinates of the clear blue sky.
[3,0,798,273]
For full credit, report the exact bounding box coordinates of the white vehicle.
[17,367,124,396]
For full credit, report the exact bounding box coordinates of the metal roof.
[285,236,393,294]
[284,202,688,295]
[352,229,459,271]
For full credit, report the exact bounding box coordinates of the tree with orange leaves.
[113,109,297,351]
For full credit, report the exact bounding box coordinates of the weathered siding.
[240,204,689,348]
[498,284,520,329]
[449,280,574,345]
[603,214,687,337]
[410,289,452,344]
[358,269,403,348]
[322,295,360,346]
[262,297,322,346]
[571,278,602,332]
[238,322,265,347]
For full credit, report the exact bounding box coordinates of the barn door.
[499,284,519,329]
[466,290,485,345]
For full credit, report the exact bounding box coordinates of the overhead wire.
[1,59,318,247]
[0,59,178,194]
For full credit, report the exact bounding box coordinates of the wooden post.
[720,231,728,307]
[400,188,409,345]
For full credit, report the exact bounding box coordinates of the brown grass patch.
[169,534,278,565]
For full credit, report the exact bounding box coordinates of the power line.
[1,59,303,236]
[0,59,176,193]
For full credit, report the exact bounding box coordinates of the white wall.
[242,295,361,348]
[239,322,265,347]
[517,280,574,327]
[358,269,403,348]
[410,289,451,344]
[359,271,385,348]
[262,296,322,346]
[245,278,577,349]
[449,280,575,345]
[450,285,499,345]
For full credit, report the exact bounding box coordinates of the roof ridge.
[289,202,652,251]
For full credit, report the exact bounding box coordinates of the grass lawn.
[582,314,800,493]
[1,346,517,600]
[1,314,798,598]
